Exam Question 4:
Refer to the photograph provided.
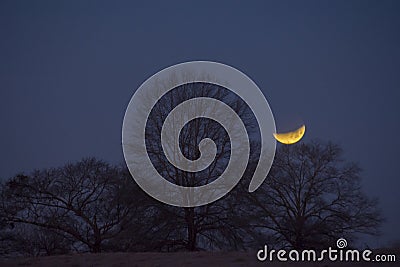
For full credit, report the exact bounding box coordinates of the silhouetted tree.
[1,158,149,253]
[140,79,259,251]
[245,141,383,249]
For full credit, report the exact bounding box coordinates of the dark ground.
[0,249,398,267]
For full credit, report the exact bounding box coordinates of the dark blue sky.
[1,1,399,246]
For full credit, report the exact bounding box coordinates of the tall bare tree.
[245,141,383,249]
[142,80,259,251]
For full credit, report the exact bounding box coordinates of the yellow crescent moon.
[273,124,306,145]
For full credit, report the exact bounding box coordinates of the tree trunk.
[92,223,102,253]
[91,242,102,253]
[185,208,197,251]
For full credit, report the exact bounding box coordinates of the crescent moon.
[273,124,305,145]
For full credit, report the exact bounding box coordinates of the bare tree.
[245,141,383,249]
[141,80,259,251]
[1,158,149,253]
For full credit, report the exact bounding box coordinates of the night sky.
[1,1,399,247]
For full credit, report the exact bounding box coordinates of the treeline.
[0,141,382,257]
